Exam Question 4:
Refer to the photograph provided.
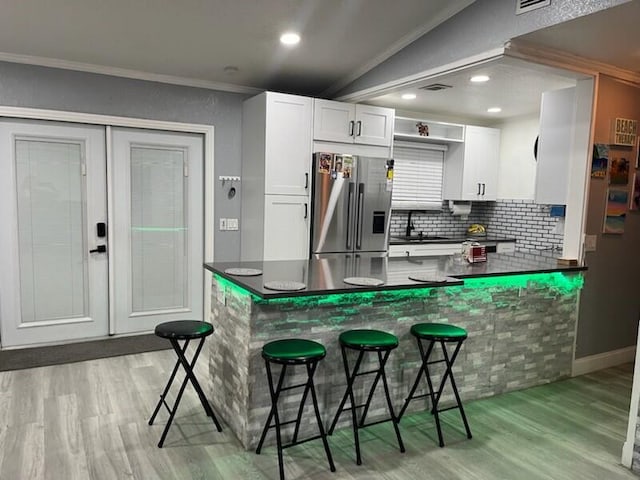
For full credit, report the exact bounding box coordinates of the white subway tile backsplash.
[390,199,563,256]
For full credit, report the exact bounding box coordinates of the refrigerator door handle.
[356,183,364,249]
[346,182,355,250]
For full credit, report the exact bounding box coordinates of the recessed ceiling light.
[401,93,417,100]
[470,75,490,83]
[487,107,502,113]
[280,32,300,46]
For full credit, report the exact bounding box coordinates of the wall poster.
[609,156,630,185]
[631,173,640,211]
[591,144,609,179]
[604,188,628,234]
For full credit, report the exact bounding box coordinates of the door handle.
[346,183,354,249]
[304,203,308,219]
[356,120,362,137]
[356,183,364,249]
[304,172,309,189]
[477,183,481,195]
[349,120,355,137]
[89,245,107,254]
[482,183,486,195]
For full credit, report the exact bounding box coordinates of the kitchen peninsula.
[204,253,585,449]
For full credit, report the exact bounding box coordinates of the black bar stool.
[148,320,223,447]
[255,338,335,480]
[328,329,405,465]
[398,322,472,447]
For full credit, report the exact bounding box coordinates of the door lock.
[89,245,107,254]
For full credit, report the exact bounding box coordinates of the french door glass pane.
[130,146,188,312]
[15,139,88,322]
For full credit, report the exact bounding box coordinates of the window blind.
[392,144,444,210]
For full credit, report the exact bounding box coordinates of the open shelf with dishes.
[393,116,465,144]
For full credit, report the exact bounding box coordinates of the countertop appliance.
[311,152,393,255]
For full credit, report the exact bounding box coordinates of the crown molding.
[0,52,262,95]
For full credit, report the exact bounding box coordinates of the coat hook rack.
[219,175,241,183]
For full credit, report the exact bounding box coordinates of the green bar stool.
[255,338,335,480]
[398,322,472,447]
[328,329,405,465]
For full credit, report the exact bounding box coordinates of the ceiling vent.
[419,83,452,91]
[516,0,551,15]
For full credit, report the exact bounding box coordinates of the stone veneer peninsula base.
[207,271,584,450]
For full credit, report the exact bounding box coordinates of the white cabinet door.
[313,99,355,143]
[535,87,575,205]
[447,125,500,201]
[265,93,313,196]
[354,104,394,146]
[388,243,462,257]
[264,195,310,261]
[467,126,500,201]
[314,99,395,147]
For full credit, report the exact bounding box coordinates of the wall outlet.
[227,218,239,231]
[584,234,597,252]
[219,218,227,230]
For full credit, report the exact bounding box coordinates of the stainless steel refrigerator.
[311,152,393,255]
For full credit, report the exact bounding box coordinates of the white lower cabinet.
[496,241,516,254]
[388,243,462,257]
[263,195,310,261]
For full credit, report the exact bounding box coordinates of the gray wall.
[336,0,629,98]
[0,61,248,261]
[576,74,640,358]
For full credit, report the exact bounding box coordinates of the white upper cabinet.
[241,91,312,261]
[313,99,394,147]
[264,92,313,196]
[534,87,575,205]
[443,125,501,201]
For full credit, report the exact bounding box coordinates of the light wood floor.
[0,350,636,480]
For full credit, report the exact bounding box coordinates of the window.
[391,142,445,210]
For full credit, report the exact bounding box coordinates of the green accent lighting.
[214,272,583,307]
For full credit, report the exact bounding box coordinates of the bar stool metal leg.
[149,339,191,427]
[329,345,404,465]
[400,334,472,448]
[432,340,472,441]
[170,338,222,432]
[149,336,222,447]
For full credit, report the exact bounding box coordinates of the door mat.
[0,334,170,372]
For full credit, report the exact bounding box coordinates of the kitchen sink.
[394,235,450,242]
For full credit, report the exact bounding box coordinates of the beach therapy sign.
[613,118,637,146]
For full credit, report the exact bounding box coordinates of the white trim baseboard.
[572,345,636,377]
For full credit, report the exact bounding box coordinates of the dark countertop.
[389,235,517,245]
[205,252,586,299]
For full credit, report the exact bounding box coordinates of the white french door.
[0,120,109,347]
[0,121,205,347]
[111,128,203,334]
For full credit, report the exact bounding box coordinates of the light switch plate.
[584,234,597,252]
[227,218,239,230]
